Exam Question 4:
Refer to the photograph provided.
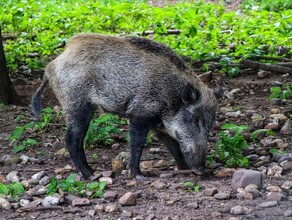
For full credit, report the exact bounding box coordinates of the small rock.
[118,192,136,206]
[146,214,156,220]
[63,164,73,171]
[39,176,50,186]
[270,108,280,114]
[99,177,113,185]
[105,203,118,213]
[0,198,11,210]
[214,192,230,200]
[6,171,20,182]
[267,192,288,201]
[231,169,262,190]
[151,180,167,189]
[244,184,260,198]
[257,70,270,79]
[31,171,45,180]
[225,111,243,118]
[281,181,292,190]
[102,170,114,177]
[266,185,282,192]
[270,113,288,122]
[121,210,133,217]
[186,202,199,209]
[211,211,221,218]
[0,174,8,184]
[259,201,278,208]
[104,191,118,201]
[220,107,233,114]
[111,159,125,173]
[284,210,292,217]
[161,217,172,220]
[6,156,21,165]
[264,123,279,130]
[88,209,96,216]
[28,179,39,185]
[246,154,259,161]
[55,148,69,157]
[160,173,173,178]
[140,160,155,170]
[270,98,281,106]
[72,198,91,206]
[203,187,218,196]
[236,192,247,200]
[64,194,80,205]
[111,143,120,150]
[280,119,292,135]
[214,168,236,177]
[199,71,212,82]
[126,180,137,187]
[278,155,292,164]
[20,155,30,164]
[19,199,30,207]
[230,205,250,215]
[267,165,283,177]
[228,217,240,220]
[42,196,60,207]
[94,204,104,213]
[55,168,65,175]
[282,161,292,171]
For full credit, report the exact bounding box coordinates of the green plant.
[0,182,25,200]
[219,57,240,78]
[183,181,201,192]
[84,114,126,148]
[212,123,249,167]
[12,138,39,153]
[269,84,291,100]
[250,129,276,142]
[47,174,107,198]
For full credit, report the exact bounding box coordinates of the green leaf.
[8,182,25,199]
[9,127,24,141]
[0,183,9,196]
[47,177,59,195]
[12,145,26,153]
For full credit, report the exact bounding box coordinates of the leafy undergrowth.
[1,0,291,71]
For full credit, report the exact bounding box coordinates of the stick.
[240,59,292,74]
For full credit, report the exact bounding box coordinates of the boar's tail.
[31,75,49,121]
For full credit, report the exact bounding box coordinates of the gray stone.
[104,191,118,201]
[214,192,230,200]
[230,205,250,215]
[203,187,218,196]
[258,201,278,208]
[105,203,118,213]
[42,196,60,207]
[31,171,45,180]
[160,173,173,178]
[6,171,20,182]
[278,155,292,164]
[39,176,50,185]
[231,169,262,190]
[282,161,292,171]
[280,119,292,135]
[267,192,288,201]
[64,194,80,205]
[270,98,281,105]
[118,192,136,206]
[186,202,199,209]
[99,177,113,185]
[94,204,104,213]
[72,198,91,206]
[267,165,283,177]
[246,154,259,161]
[88,209,96,216]
[19,199,30,207]
[284,210,292,217]
[0,198,11,210]
[151,180,167,189]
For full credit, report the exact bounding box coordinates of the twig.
[240,59,292,74]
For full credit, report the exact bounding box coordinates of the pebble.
[281,181,292,189]
[20,155,30,164]
[151,180,167,189]
[111,143,120,150]
[72,198,91,206]
[267,192,288,201]
[39,176,50,185]
[88,209,95,216]
[42,196,60,207]
[225,111,243,117]
[111,159,125,173]
[203,187,218,196]
[246,154,259,161]
[186,202,199,209]
[105,203,119,213]
[121,210,133,217]
[99,177,113,185]
[94,204,104,213]
[278,155,292,164]
[266,185,282,192]
[6,171,20,182]
[161,217,172,220]
[199,71,212,82]
[6,156,21,165]
[259,201,278,208]
[55,148,69,157]
[104,191,118,201]
[282,161,292,171]
[140,160,155,170]
[28,179,39,185]
[211,211,222,218]
[230,205,250,215]
[231,169,262,190]
[160,173,173,178]
[267,165,283,177]
[55,168,65,175]
[64,194,80,205]
[0,198,11,210]
[32,171,46,180]
[284,210,292,217]
[280,119,292,135]
[264,123,279,130]
[214,192,230,200]
[102,170,114,177]
[118,192,137,206]
[214,168,236,177]
[0,174,8,184]
[126,180,137,187]
[19,199,30,207]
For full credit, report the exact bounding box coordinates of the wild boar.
[32,33,222,179]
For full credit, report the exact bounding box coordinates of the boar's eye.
[192,116,200,125]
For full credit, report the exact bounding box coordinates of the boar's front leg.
[65,102,94,179]
[129,119,151,179]
[155,129,189,170]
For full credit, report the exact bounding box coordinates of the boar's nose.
[191,167,204,176]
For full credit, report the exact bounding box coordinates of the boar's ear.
[181,84,200,105]
[214,84,223,99]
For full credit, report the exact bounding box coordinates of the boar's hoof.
[191,168,204,176]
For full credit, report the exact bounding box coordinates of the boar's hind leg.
[129,119,151,178]
[155,130,189,170]
[65,102,94,179]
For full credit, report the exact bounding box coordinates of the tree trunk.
[0,26,19,105]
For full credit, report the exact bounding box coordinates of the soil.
[0,2,292,220]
